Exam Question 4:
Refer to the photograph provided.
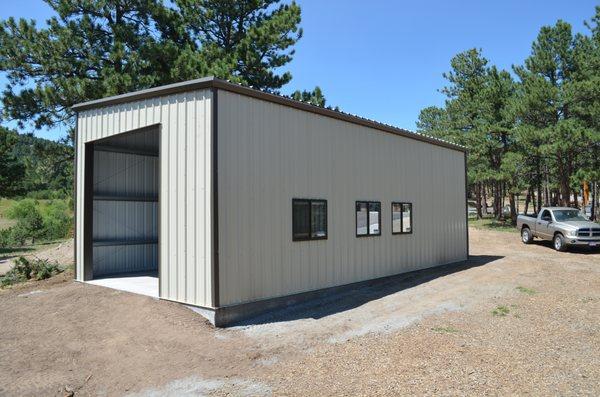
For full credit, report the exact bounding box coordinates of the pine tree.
[418,49,516,220]
[174,0,302,91]
[513,20,583,207]
[0,0,304,131]
[0,0,186,129]
[291,86,327,107]
[568,6,600,218]
[0,127,26,197]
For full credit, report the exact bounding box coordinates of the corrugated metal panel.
[90,128,159,278]
[93,244,158,276]
[93,151,158,197]
[75,90,214,307]
[217,90,468,306]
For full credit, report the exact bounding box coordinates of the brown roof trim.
[72,76,215,111]
[72,76,466,153]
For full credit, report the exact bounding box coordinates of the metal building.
[73,77,468,326]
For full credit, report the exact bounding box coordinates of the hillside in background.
[0,126,73,199]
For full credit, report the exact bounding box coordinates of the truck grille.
[577,228,600,237]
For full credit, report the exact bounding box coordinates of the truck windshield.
[553,210,588,222]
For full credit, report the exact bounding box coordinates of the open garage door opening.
[83,125,160,298]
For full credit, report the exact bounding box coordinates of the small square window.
[356,201,381,237]
[293,199,327,241]
[392,202,412,234]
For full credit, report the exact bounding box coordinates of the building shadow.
[232,255,504,327]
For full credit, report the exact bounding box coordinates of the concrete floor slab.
[87,273,158,298]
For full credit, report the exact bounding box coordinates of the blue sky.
[0,0,598,141]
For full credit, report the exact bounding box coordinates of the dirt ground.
[0,239,73,276]
[0,228,599,396]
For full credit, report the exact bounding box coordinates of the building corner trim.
[73,114,78,280]
[212,87,220,308]
[464,152,469,258]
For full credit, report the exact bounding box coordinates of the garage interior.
[84,126,159,298]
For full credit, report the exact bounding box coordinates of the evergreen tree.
[0,127,75,197]
[568,6,600,218]
[0,0,304,132]
[418,49,516,220]
[0,127,26,197]
[513,20,583,207]
[0,0,185,130]
[419,9,600,221]
[291,86,327,107]
[415,106,450,138]
[174,0,302,91]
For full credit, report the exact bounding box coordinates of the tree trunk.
[482,185,488,216]
[544,175,550,206]
[537,181,542,213]
[509,192,517,225]
[592,182,597,221]
[492,183,497,219]
[524,189,531,215]
[560,180,570,207]
[494,182,502,220]
[475,183,483,219]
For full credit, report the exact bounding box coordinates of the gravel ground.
[0,228,598,396]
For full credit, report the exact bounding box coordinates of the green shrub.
[41,200,71,240]
[5,199,38,220]
[0,228,14,248]
[0,270,25,287]
[1,199,72,246]
[32,259,61,280]
[26,190,68,200]
[11,256,34,279]
[20,210,44,244]
[0,256,63,287]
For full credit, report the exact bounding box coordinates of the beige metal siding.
[217,90,467,306]
[76,90,214,307]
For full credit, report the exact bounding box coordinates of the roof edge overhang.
[72,76,466,153]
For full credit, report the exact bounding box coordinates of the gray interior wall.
[92,146,158,276]
[217,90,468,307]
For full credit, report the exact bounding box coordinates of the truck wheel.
[553,233,567,252]
[521,227,533,244]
